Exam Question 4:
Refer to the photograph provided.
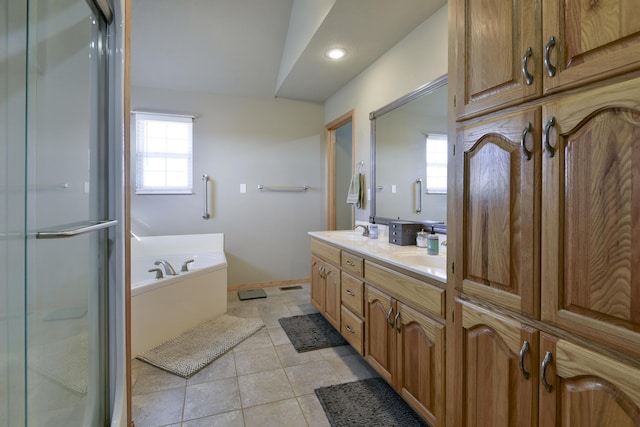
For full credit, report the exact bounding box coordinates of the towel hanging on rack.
[346,173,365,209]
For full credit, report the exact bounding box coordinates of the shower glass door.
[25,0,113,425]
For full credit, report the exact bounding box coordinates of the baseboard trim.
[228,278,311,292]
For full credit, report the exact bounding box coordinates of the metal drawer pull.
[345,325,356,334]
[544,36,557,77]
[544,116,557,158]
[36,219,117,239]
[346,289,355,296]
[394,312,401,332]
[346,260,355,267]
[519,340,530,379]
[522,47,533,85]
[541,351,553,392]
[521,122,533,161]
[386,307,394,327]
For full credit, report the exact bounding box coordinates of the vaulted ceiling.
[130,0,446,103]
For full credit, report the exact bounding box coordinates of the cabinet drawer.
[341,272,364,317]
[341,305,364,355]
[311,238,340,265]
[341,251,363,276]
[365,261,445,319]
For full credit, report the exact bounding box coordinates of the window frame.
[133,112,194,195]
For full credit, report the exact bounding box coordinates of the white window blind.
[134,112,193,194]
[425,134,448,194]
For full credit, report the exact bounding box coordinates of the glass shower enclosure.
[1,0,125,425]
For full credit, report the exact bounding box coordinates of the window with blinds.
[134,112,193,194]
[425,134,448,194]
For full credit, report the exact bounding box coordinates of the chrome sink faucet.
[154,259,177,276]
[355,224,370,237]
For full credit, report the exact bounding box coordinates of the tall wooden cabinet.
[450,0,640,425]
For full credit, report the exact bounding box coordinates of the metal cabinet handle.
[544,36,557,77]
[346,260,355,267]
[521,122,533,161]
[544,116,557,158]
[36,219,117,239]
[386,307,395,327]
[541,351,553,392]
[394,311,401,332]
[519,340,531,379]
[346,289,355,296]
[345,325,356,334]
[522,47,533,85]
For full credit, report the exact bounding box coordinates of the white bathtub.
[130,234,227,357]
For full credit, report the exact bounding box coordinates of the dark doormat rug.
[238,289,267,300]
[315,377,431,427]
[278,313,347,352]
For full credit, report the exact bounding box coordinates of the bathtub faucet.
[148,268,164,279]
[154,259,178,276]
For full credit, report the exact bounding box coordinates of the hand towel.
[346,173,360,205]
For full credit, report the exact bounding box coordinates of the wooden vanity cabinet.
[455,300,539,427]
[365,273,445,426]
[455,0,640,120]
[310,255,340,330]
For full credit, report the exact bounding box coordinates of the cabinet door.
[458,301,539,427]
[541,77,640,356]
[396,302,445,427]
[456,107,541,316]
[310,255,325,313]
[454,0,541,119]
[365,285,395,383]
[539,334,640,427]
[542,0,640,95]
[323,262,341,330]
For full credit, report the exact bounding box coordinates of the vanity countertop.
[308,230,447,284]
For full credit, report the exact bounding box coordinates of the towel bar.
[258,185,309,192]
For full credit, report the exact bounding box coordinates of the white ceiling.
[130,0,446,103]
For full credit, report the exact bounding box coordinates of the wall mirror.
[370,75,448,230]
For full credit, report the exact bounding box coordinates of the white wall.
[130,88,326,285]
[324,4,448,222]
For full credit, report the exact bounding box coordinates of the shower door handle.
[202,174,210,219]
[36,219,117,239]
[415,178,422,214]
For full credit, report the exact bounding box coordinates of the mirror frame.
[369,74,448,232]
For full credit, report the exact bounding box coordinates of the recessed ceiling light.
[325,48,347,60]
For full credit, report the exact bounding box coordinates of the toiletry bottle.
[427,227,439,255]
[416,229,428,247]
[369,224,379,239]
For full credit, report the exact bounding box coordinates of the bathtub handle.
[148,268,164,279]
[202,174,210,220]
[181,259,195,272]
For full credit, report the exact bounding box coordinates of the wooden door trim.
[325,110,355,230]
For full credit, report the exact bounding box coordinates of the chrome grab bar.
[416,178,423,214]
[202,174,210,219]
[36,219,117,239]
[258,185,309,192]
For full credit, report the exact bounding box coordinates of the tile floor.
[131,283,380,427]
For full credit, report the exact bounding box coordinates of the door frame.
[325,110,355,230]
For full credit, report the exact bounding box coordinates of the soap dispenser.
[427,227,439,255]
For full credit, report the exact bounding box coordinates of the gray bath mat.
[278,313,347,352]
[315,377,431,427]
[238,289,267,300]
[137,313,264,378]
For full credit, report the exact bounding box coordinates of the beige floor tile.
[182,410,244,427]
[266,326,290,346]
[183,377,241,421]
[243,398,308,427]
[327,354,380,383]
[237,368,295,407]
[284,360,341,396]
[297,394,331,427]
[232,328,272,352]
[132,386,184,427]
[275,343,325,368]
[132,363,186,396]
[318,344,358,359]
[187,351,236,385]
[234,346,282,376]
